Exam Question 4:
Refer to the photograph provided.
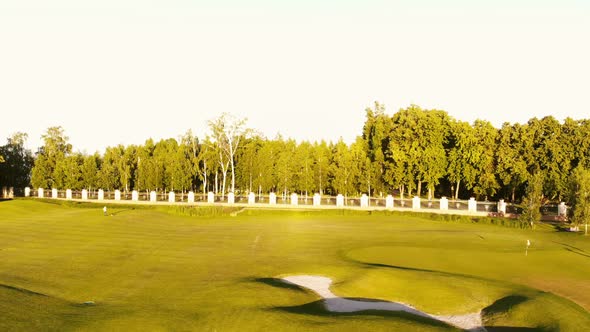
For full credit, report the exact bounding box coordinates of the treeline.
[5,104,590,204]
[0,132,34,193]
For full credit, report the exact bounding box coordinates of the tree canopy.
[15,105,590,212]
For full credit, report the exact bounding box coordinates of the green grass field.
[1,199,589,331]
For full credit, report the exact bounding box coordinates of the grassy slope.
[0,199,588,331]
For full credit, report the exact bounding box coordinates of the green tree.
[99,146,123,191]
[254,138,278,194]
[197,137,220,194]
[119,145,137,192]
[496,123,528,202]
[81,154,100,192]
[208,113,249,195]
[528,116,569,200]
[61,153,83,189]
[0,132,34,190]
[170,140,194,193]
[362,102,392,196]
[329,139,356,197]
[136,139,157,192]
[388,105,448,199]
[181,130,201,191]
[275,138,297,198]
[292,141,315,196]
[470,120,499,199]
[235,136,260,193]
[446,120,470,199]
[349,138,368,195]
[312,140,331,196]
[569,167,590,227]
[31,126,72,189]
[519,172,544,228]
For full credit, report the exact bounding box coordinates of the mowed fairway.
[1,199,589,331]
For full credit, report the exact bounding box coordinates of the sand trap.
[282,275,486,332]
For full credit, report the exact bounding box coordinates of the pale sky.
[1,0,589,154]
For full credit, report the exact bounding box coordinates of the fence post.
[360,194,369,208]
[412,196,421,209]
[313,193,321,206]
[291,193,298,206]
[82,189,88,200]
[498,199,506,215]
[468,198,477,212]
[25,187,31,197]
[38,188,44,198]
[336,194,344,207]
[269,192,277,205]
[150,191,157,202]
[558,202,567,218]
[440,197,448,210]
[386,195,394,209]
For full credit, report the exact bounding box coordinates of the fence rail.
[14,187,570,220]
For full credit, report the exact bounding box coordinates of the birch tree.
[208,113,249,195]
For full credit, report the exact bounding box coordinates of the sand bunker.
[282,275,486,332]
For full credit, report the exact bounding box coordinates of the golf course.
[1,199,589,331]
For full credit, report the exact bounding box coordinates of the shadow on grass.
[564,248,590,259]
[482,296,553,332]
[360,261,495,283]
[248,277,307,291]
[254,277,459,330]
[484,327,543,332]
[482,295,530,317]
[0,283,49,297]
[552,241,585,252]
[110,208,136,216]
[273,300,451,329]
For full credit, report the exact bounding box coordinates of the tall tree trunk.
[455,179,461,200]
[428,186,432,200]
[230,157,235,194]
[320,162,324,195]
[222,170,227,199]
[400,185,405,206]
[202,160,207,195]
[214,173,218,195]
[417,180,422,198]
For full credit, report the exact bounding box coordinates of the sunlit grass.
[0,199,588,331]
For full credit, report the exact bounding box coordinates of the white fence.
[23,187,539,215]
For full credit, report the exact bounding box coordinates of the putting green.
[0,199,589,331]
